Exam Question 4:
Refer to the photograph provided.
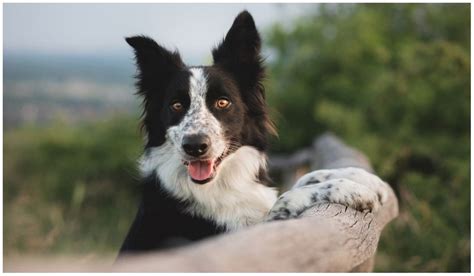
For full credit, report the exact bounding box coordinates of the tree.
[265,3,470,271]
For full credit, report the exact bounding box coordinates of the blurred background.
[3,3,470,272]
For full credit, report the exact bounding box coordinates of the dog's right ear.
[212,11,263,91]
[125,36,184,96]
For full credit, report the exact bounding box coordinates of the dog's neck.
[139,142,278,231]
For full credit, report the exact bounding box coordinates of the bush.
[4,118,142,255]
[265,3,470,272]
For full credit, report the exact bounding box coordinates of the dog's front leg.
[266,167,389,221]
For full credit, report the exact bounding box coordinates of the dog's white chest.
[140,144,278,231]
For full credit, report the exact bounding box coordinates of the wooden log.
[110,133,398,272]
[5,133,398,272]
[311,133,373,172]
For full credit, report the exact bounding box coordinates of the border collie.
[119,11,388,254]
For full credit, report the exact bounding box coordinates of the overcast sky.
[4,3,316,64]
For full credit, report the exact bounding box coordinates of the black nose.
[182,134,211,157]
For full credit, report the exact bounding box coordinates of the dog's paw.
[294,167,389,205]
[266,167,389,221]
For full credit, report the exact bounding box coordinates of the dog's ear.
[212,11,264,92]
[126,36,185,147]
[213,11,277,148]
[126,36,184,97]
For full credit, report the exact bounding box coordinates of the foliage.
[3,3,470,272]
[265,3,470,272]
[4,118,142,256]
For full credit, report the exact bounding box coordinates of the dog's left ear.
[213,11,277,147]
[125,36,184,98]
[212,10,264,91]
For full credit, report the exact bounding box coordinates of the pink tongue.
[187,160,214,181]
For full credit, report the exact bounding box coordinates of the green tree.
[266,3,470,272]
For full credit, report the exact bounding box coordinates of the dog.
[119,10,388,255]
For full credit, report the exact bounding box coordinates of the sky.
[4,3,317,65]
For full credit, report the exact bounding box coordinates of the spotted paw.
[266,167,389,221]
[294,167,389,206]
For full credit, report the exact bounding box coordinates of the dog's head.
[127,11,275,185]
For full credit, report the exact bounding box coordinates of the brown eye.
[215,98,231,109]
[170,101,183,112]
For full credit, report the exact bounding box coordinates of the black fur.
[119,174,225,256]
[119,11,275,257]
[212,11,276,151]
[125,36,187,147]
[306,179,321,184]
[126,11,274,151]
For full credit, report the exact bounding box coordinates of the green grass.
[4,118,142,256]
[3,4,470,271]
[4,115,469,271]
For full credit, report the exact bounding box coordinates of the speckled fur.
[120,11,390,254]
[167,68,227,160]
[266,167,390,221]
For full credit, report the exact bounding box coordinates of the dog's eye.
[170,101,184,112]
[215,98,231,110]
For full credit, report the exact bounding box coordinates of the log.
[111,133,398,272]
[311,133,373,172]
[5,133,398,272]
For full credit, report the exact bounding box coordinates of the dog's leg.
[266,167,389,221]
[117,176,176,258]
[118,201,169,256]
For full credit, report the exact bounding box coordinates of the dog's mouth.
[182,151,227,185]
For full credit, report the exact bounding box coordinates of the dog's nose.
[182,134,211,157]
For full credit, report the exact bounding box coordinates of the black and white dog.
[119,11,388,254]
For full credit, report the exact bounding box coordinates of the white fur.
[138,67,388,229]
[293,167,390,203]
[139,67,277,231]
[140,143,278,231]
[266,167,389,221]
[167,68,226,159]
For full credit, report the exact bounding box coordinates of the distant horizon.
[3,47,204,67]
[4,3,317,65]
[3,3,317,127]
